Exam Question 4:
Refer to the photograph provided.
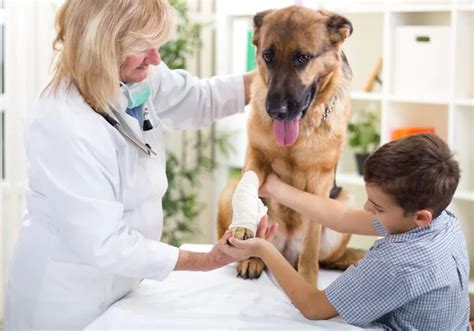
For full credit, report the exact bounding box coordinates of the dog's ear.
[252,9,274,47]
[326,14,353,43]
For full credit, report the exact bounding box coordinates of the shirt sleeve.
[149,62,245,130]
[324,257,407,327]
[25,107,179,281]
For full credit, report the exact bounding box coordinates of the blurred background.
[1,0,473,323]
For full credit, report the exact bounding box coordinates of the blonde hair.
[45,0,177,113]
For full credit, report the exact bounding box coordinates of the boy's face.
[364,184,418,235]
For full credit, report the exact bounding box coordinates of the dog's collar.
[322,96,337,121]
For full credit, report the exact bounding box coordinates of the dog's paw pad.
[237,257,265,279]
[230,227,254,240]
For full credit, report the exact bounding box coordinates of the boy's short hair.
[363,133,460,218]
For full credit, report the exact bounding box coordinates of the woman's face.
[120,48,161,83]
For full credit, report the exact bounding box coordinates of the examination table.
[86,244,381,330]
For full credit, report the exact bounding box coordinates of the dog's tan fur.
[218,6,363,286]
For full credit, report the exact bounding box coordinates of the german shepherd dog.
[218,6,363,286]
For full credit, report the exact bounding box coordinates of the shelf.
[336,172,365,186]
[454,3,474,12]
[389,4,453,13]
[351,91,383,101]
[454,191,474,202]
[387,95,450,105]
[454,99,474,107]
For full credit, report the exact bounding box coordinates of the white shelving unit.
[214,0,474,276]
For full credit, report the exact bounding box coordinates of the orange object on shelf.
[391,127,435,141]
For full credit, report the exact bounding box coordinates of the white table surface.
[86,244,380,330]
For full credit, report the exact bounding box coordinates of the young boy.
[223,133,471,330]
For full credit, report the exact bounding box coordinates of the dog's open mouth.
[272,91,314,146]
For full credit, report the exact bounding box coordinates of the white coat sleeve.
[149,62,245,130]
[25,107,178,281]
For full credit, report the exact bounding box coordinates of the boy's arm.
[225,238,337,320]
[261,174,379,236]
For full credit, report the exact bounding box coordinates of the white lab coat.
[5,62,245,330]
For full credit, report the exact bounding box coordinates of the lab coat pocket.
[34,260,115,327]
[142,121,168,196]
[37,260,114,306]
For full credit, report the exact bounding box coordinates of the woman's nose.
[145,48,161,65]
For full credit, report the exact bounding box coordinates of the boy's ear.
[414,209,433,228]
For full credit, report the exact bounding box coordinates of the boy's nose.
[363,201,373,214]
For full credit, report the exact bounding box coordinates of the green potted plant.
[160,0,232,246]
[160,0,208,246]
[347,109,380,175]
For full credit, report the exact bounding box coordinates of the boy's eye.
[375,206,384,213]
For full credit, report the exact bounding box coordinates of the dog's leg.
[225,151,270,279]
[297,221,322,286]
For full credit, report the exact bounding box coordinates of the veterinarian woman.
[4,0,269,329]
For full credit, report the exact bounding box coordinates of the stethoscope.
[96,108,157,157]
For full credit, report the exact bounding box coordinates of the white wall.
[1,0,60,321]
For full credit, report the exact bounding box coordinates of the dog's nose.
[267,105,289,120]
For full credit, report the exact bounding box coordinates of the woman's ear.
[414,209,433,228]
[326,14,353,43]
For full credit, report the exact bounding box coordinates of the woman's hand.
[243,70,256,104]
[205,230,236,270]
[223,215,278,261]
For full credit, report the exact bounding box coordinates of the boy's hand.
[223,215,278,261]
[225,237,265,260]
[259,173,282,199]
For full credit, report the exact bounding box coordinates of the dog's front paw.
[237,257,265,279]
[229,226,254,240]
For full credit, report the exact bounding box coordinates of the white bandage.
[228,171,268,235]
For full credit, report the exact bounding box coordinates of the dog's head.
[252,6,352,146]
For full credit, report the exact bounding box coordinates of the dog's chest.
[272,215,347,265]
[273,227,306,268]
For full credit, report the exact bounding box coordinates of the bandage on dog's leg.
[228,171,268,240]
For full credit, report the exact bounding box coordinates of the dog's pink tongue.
[273,119,299,146]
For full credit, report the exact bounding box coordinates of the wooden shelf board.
[351,91,384,101]
[454,190,474,202]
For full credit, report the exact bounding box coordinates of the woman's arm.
[175,215,277,271]
[150,62,249,130]
[261,174,378,236]
[174,231,234,271]
[243,70,256,104]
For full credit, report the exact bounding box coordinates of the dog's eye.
[295,54,311,65]
[263,52,273,63]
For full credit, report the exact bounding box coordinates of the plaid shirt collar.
[372,210,452,244]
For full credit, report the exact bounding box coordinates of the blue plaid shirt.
[325,210,471,330]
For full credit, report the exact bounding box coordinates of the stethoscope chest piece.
[143,107,153,131]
